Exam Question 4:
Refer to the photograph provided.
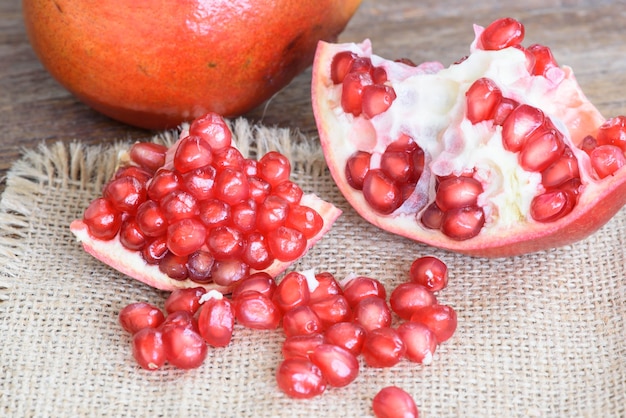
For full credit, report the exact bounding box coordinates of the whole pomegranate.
[312,17,626,257]
[22,0,362,129]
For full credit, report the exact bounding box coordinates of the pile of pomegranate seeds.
[81,113,326,288]
[118,255,456,416]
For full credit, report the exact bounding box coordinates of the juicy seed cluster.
[81,113,324,287]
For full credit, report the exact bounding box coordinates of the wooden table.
[2,0,626,194]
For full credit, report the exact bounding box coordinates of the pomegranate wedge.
[312,17,626,257]
[71,113,341,292]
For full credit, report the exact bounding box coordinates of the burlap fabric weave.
[0,119,624,418]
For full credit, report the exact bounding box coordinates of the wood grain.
[2,0,626,194]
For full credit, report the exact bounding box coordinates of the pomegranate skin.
[22,0,362,129]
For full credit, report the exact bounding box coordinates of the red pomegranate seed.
[230,199,257,233]
[323,321,367,356]
[247,176,271,203]
[212,146,244,172]
[142,236,169,265]
[164,287,207,315]
[241,232,274,270]
[597,115,626,151]
[242,158,258,177]
[380,150,415,184]
[103,175,146,215]
[271,181,303,204]
[233,290,281,330]
[182,165,216,201]
[465,77,503,124]
[186,250,215,283]
[527,44,558,77]
[493,97,519,126]
[420,202,444,230]
[409,256,448,292]
[161,309,198,332]
[330,50,357,84]
[210,259,249,287]
[362,84,397,119]
[389,283,437,320]
[530,189,576,222]
[348,56,373,75]
[397,322,437,364]
[160,190,199,222]
[161,321,208,369]
[276,357,327,399]
[119,302,165,334]
[267,226,307,262]
[135,200,168,237]
[273,271,311,313]
[435,176,483,211]
[362,169,403,214]
[353,296,392,332]
[519,125,565,172]
[310,344,359,387]
[345,151,372,190]
[479,17,525,51]
[309,294,353,330]
[541,147,580,188]
[341,71,373,117]
[372,66,388,84]
[309,272,343,303]
[282,305,323,337]
[83,197,122,240]
[173,135,213,174]
[501,104,545,152]
[114,165,152,185]
[188,112,232,151]
[441,205,485,240]
[132,327,166,371]
[206,225,244,260]
[257,151,291,187]
[342,276,387,307]
[590,144,626,179]
[372,386,419,418]
[197,292,235,347]
[285,204,324,239]
[282,333,325,359]
[410,304,458,343]
[119,218,147,251]
[147,169,183,201]
[362,327,406,368]
[198,199,231,227]
[232,272,276,300]
[167,218,207,256]
[214,168,249,206]
[256,195,289,233]
[129,142,167,172]
[158,252,188,280]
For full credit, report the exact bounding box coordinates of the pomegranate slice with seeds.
[312,17,626,257]
[70,113,341,292]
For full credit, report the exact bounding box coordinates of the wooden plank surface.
[2,0,626,194]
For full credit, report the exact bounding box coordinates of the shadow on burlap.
[0,119,624,418]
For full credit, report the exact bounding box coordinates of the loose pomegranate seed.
[362,327,406,368]
[158,252,189,280]
[167,218,207,256]
[389,283,437,320]
[272,271,311,313]
[362,84,397,119]
[309,272,343,303]
[342,71,373,117]
[435,176,483,211]
[479,17,525,51]
[353,296,392,332]
[119,218,147,251]
[372,386,419,418]
[530,189,576,222]
[345,151,372,190]
[198,199,231,227]
[160,190,199,222]
[342,276,387,307]
[129,142,167,172]
[119,302,165,334]
[596,115,626,152]
[519,125,565,172]
[409,304,458,343]
[212,146,245,172]
[135,200,168,237]
[282,305,323,337]
[197,292,235,347]
[256,195,289,233]
[441,205,485,240]
[323,321,367,356]
[501,104,545,152]
[309,294,353,329]
[590,144,626,179]
[188,112,232,151]
[465,77,503,124]
[271,181,303,204]
[186,250,215,283]
[132,327,166,371]
[362,169,403,215]
[282,333,325,359]
[409,256,448,292]
[206,225,244,260]
[541,147,580,188]
[142,236,169,265]
[232,272,276,300]
[241,232,274,270]
[257,151,291,187]
[397,322,437,364]
[214,168,249,206]
[173,135,213,174]
[103,175,146,215]
[267,226,307,262]
[210,259,249,287]
[147,169,183,201]
[285,204,324,239]
[161,320,208,369]
[83,197,122,240]
[310,344,359,387]
[182,165,216,201]
[161,309,198,333]
[233,290,281,330]
[275,357,327,399]
[330,50,357,84]
[527,44,558,77]
[164,287,207,314]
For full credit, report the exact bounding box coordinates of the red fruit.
[161,322,208,370]
[233,290,281,330]
[389,283,437,320]
[119,302,165,334]
[276,357,327,399]
[323,321,367,356]
[310,344,359,387]
[409,304,458,343]
[282,333,325,360]
[353,296,392,333]
[342,276,387,307]
[282,305,323,337]
[197,291,235,347]
[132,328,166,371]
[312,18,626,257]
[70,113,341,293]
[23,0,362,129]
[129,142,167,173]
[272,271,311,313]
[309,294,353,329]
[397,322,437,364]
[372,386,419,418]
[164,287,207,315]
[361,327,406,368]
[309,272,343,303]
[409,256,448,292]
[231,272,277,300]
[362,84,397,119]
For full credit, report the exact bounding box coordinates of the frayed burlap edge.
[0,117,326,303]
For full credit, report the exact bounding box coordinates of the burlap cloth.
[0,119,624,418]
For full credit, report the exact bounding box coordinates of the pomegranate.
[70,113,341,293]
[372,386,419,418]
[312,17,626,257]
[22,0,362,129]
